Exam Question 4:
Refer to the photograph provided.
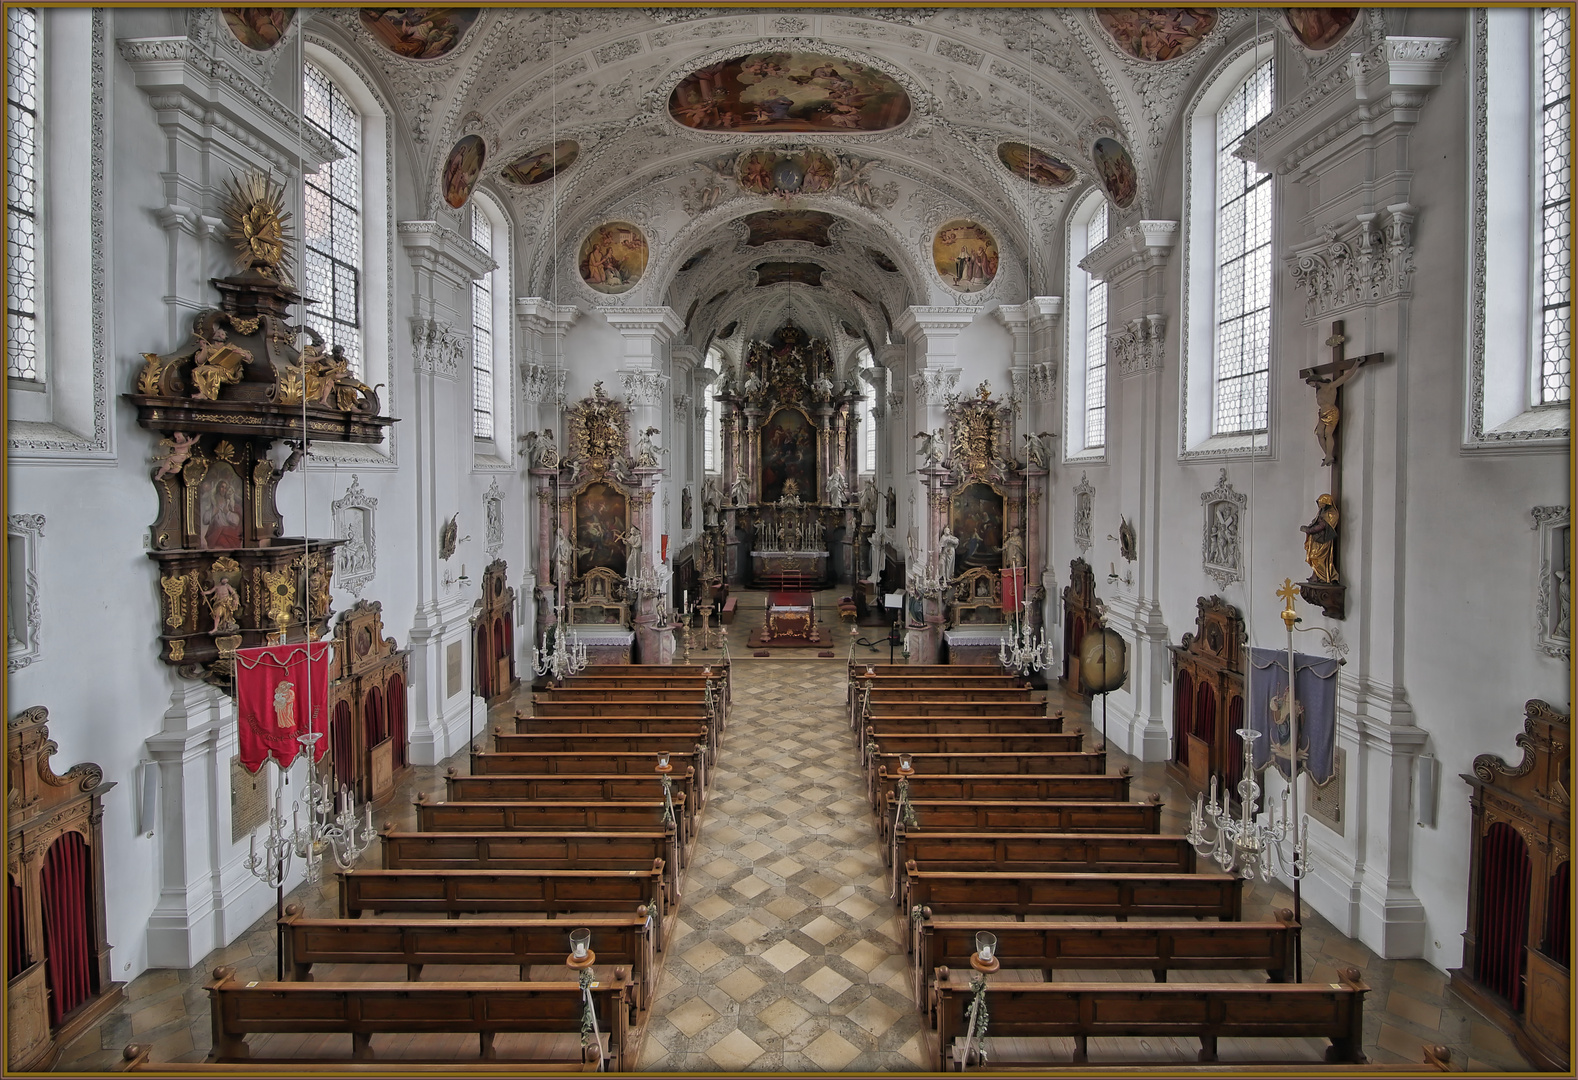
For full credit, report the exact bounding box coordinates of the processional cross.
[1295,320,1385,619]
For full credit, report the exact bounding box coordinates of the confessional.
[1060,558,1098,693]
[1168,596,1249,800]
[1449,699,1570,1072]
[6,707,121,1071]
[325,601,410,804]
[473,560,518,702]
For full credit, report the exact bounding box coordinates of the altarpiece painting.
[759,406,817,505]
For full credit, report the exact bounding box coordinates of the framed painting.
[951,482,1006,573]
[1285,8,1359,51]
[442,134,485,209]
[500,140,578,186]
[1093,137,1138,209]
[1096,8,1217,62]
[196,460,245,549]
[669,52,911,133]
[759,406,818,505]
[574,481,630,578]
[221,8,292,51]
[997,142,1076,188]
[579,222,648,295]
[932,220,999,293]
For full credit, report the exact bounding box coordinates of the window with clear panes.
[7,7,40,382]
[1084,203,1109,450]
[471,206,494,439]
[302,62,363,377]
[1539,6,1571,405]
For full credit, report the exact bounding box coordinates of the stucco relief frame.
[1201,468,1247,589]
[331,476,377,598]
[1532,504,1570,660]
[7,514,44,672]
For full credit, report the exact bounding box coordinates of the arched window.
[302,61,363,376]
[1179,37,1276,458]
[703,347,723,473]
[471,202,495,439]
[1466,7,1570,445]
[1064,190,1109,459]
[7,6,40,383]
[857,346,877,474]
[1211,59,1274,435]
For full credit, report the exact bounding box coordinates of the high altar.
[709,323,862,589]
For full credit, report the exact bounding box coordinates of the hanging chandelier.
[244,729,376,891]
[535,599,589,684]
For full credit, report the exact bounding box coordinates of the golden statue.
[189,324,253,400]
[221,171,294,284]
[1300,494,1340,584]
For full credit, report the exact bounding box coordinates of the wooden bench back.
[494,729,707,755]
[279,904,656,1010]
[932,971,1368,1068]
[868,689,1043,703]
[875,770,1132,813]
[381,828,674,881]
[412,795,667,835]
[899,832,1195,876]
[536,689,704,703]
[904,866,1243,923]
[872,750,1105,777]
[202,966,631,1067]
[529,701,707,719]
[471,749,702,780]
[514,714,711,733]
[866,703,1050,718]
[862,715,1063,731]
[867,731,1084,756]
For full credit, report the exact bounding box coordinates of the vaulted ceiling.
[305,7,1283,355]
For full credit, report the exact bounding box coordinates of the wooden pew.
[914,911,1299,1010]
[381,827,680,901]
[279,903,657,1012]
[903,865,1243,937]
[201,965,632,1068]
[849,663,1006,676]
[413,793,671,836]
[871,756,1106,812]
[338,866,670,949]
[529,702,707,719]
[511,716,717,765]
[443,769,698,843]
[931,968,1369,1068]
[875,769,1132,823]
[864,729,1083,769]
[123,1043,602,1072]
[899,831,1196,877]
[577,663,729,707]
[493,729,705,755]
[535,688,705,703]
[471,748,707,804]
[867,703,1052,718]
[867,688,1043,704]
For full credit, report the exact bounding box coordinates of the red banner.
[1000,567,1026,617]
[234,641,332,774]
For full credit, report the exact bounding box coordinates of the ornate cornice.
[894,306,981,341]
[514,297,581,334]
[598,306,685,343]
[1287,206,1415,321]
[399,220,497,286]
[1079,220,1178,288]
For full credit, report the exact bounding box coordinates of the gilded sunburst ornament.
[222,171,294,285]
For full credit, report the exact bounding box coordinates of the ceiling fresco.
[668,52,912,133]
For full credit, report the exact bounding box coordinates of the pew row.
[278,904,656,1013]
[896,831,1195,881]
[443,769,697,846]
[904,865,1243,942]
[870,753,1107,807]
[122,1043,602,1072]
[201,966,631,1068]
[493,727,708,759]
[381,826,680,900]
[913,912,1299,1009]
[470,748,707,804]
[338,866,670,949]
[864,730,1084,770]
[931,969,1370,1069]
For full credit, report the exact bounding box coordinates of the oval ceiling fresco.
[867,249,899,273]
[1285,9,1359,51]
[997,142,1076,188]
[669,52,911,133]
[744,210,836,247]
[579,222,648,295]
[932,220,999,294]
[754,262,825,287]
[221,9,293,51]
[359,8,479,61]
[442,134,485,209]
[500,140,578,187]
[1096,9,1218,62]
[1093,138,1138,209]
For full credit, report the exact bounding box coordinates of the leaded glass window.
[471,206,494,439]
[1213,59,1274,435]
[302,62,362,377]
[703,349,721,472]
[1540,6,1571,405]
[7,7,39,381]
[858,347,877,473]
[1084,203,1109,450]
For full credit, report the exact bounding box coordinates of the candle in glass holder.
[658,751,670,769]
[570,927,591,960]
[975,931,997,963]
[899,754,912,772]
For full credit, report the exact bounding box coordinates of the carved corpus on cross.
[1296,320,1385,619]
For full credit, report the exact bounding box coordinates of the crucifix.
[1295,320,1385,619]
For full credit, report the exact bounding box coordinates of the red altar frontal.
[767,591,815,640]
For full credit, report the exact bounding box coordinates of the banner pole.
[1286,613,1302,984]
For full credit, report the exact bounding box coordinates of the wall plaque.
[447,640,463,698]
[230,754,268,842]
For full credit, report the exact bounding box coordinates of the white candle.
[365,803,373,833]
[683,590,688,612]
[250,831,256,860]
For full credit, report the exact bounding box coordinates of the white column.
[893,306,980,563]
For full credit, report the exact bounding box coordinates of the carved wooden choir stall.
[474,561,518,702]
[1449,699,1570,1072]
[325,602,411,803]
[1061,558,1099,693]
[1168,596,1249,800]
[7,707,120,1072]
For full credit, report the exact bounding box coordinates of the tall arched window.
[6,6,40,383]
[1538,6,1571,405]
[703,347,723,473]
[1212,58,1274,435]
[856,346,877,473]
[1065,190,1109,459]
[1179,37,1275,457]
[302,61,362,376]
[471,203,495,439]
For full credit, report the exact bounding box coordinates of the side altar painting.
[951,482,1006,574]
[574,481,631,579]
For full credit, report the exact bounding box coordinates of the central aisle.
[637,660,927,1071]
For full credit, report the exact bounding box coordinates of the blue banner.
[1248,647,1340,785]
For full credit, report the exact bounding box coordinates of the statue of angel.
[826,470,850,506]
[153,431,200,482]
[535,428,560,469]
[1022,431,1053,469]
[730,470,751,507]
[915,428,946,468]
[634,426,661,468]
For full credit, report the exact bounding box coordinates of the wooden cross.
[1298,320,1386,469]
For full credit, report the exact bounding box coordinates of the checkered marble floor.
[636,659,927,1071]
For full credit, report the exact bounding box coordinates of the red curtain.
[1225,695,1245,794]
[1173,670,1195,764]
[41,832,95,1026]
[8,875,26,979]
[1194,683,1217,742]
[363,685,386,747]
[476,623,492,699]
[1474,822,1532,1009]
[330,701,354,791]
[493,617,507,684]
[502,619,515,684]
[1544,860,1570,967]
[387,674,408,770]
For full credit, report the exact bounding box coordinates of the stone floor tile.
[800,913,844,945]
[760,939,810,973]
[757,997,812,1037]
[801,964,855,1004]
[704,1027,766,1069]
[665,996,721,1038]
[802,1028,862,1069]
[715,966,766,1003]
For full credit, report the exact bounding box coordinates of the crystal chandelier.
[1185,726,1307,880]
[244,729,377,893]
[535,601,589,684]
[998,598,1053,674]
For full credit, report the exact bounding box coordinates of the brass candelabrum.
[683,599,726,655]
